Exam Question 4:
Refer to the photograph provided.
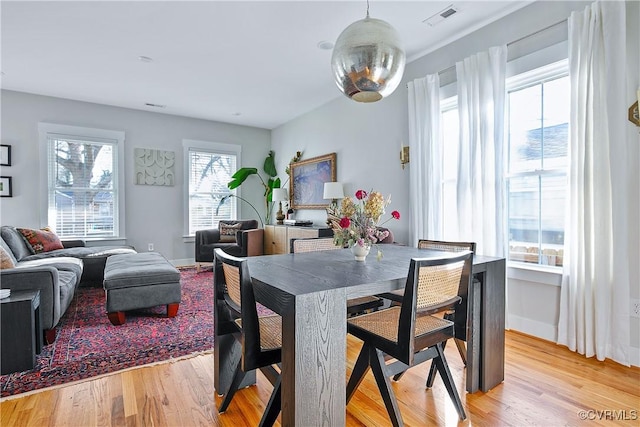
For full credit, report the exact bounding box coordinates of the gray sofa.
[0,226,136,343]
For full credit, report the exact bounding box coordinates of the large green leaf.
[263,151,277,177]
[228,167,258,189]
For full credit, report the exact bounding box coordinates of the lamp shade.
[331,16,405,103]
[323,182,344,200]
[272,188,288,202]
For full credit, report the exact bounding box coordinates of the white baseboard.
[508,314,640,367]
[508,314,557,342]
[170,258,194,267]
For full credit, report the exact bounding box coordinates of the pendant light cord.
[366,0,370,18]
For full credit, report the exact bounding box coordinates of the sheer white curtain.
[408,74,441,247]
[454,46,507,257]
[557,1,630,365]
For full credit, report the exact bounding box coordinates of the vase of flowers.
[350,242,371,261]
[331,189,400,261]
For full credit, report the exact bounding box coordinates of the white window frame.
[182,139,242,237]
[38,122,126,240]
[505,59,569,271]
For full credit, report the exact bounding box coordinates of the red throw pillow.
[17,227,64,254]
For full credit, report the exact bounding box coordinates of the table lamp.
[323,182,344,226]
[272,188,289,225]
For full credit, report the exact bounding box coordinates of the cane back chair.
[346,251,473,425]
[214,248,282,427]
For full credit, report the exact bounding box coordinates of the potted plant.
[218,150,303,225]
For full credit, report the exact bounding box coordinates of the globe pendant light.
[331,2,405,103]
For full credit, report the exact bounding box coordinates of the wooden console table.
[263,224,332,254]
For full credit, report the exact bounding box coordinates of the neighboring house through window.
[440,60,569,267]
[38,123,125,239]
[183,139,240,235]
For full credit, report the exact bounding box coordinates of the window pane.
[508,176,540,264]
[508,85,542,173]
[441,106,459,239]
[50,138,116,238]
[540,174,566,266]
[542,76,569,169]
[188,150,237,234]
[507,69,568,267]
[442,108,459,181]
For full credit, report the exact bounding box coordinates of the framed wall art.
[0,176,12,197]
[0,145,11,166]
[289,152,336,209]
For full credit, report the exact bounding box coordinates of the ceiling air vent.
[423,4,459,27]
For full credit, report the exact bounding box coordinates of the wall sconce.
[400,145,410,169]
[628,88,640,127]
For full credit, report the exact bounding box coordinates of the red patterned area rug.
[1,267,215,397]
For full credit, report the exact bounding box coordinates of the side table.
[1,290,42,374]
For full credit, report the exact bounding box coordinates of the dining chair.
[378,239,475,380]
[290,237,383,316]
[214,248,282,427]
[346,252,473,425]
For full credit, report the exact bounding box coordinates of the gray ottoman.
[103,252,181,325]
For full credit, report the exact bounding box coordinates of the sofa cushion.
[57,271,78,321]
[219,222,243,242]
[15,257,84,286]
[21,246,136,261]
[17,227,64,254]
[0,246,15,269]
[1,226,33,261]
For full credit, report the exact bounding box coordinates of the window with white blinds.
[39,123,124,240]
[187,147,238,235]
[46,134,119,238]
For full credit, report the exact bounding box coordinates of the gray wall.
[272,1,640,364]
[0,90,271,262]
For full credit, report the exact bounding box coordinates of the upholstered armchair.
[195,220,263,272]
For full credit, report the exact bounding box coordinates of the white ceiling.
[1,1,531,129]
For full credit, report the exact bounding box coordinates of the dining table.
[213,244,506,426]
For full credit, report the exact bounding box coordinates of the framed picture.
[0,145,11,166]
[0,176,12,197]
[289,153,336,209]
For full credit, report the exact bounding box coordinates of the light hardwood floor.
[1,331,638,426]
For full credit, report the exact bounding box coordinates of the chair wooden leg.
[196,262,201,273]
[218,360,245,413]
[346,344,372,404]
[370,347,403,427]
[432,343,466,421]
[259,376,281,427]
[454,338,467,366]
[426,338,449,388]
[392,369,406,382]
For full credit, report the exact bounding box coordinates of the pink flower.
[391,210,400,220]
[339,217,351,228]
[355,190,367,200]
